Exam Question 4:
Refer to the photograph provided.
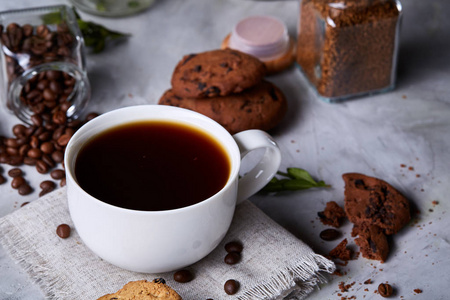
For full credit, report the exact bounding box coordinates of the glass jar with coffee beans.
[0,5,91,125]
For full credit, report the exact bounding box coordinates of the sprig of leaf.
[41,8,130,54]
[261,168,330,193]
[73,9,130,53]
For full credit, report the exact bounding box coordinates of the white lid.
[228,15,289,61]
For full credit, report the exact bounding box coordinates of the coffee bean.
[20,201,30,207]
[40,141,54,154]
[173,270,194,283]
[225,241,243,253]
[56,224,71,239]
[57,134,71,147]
[8,168,22,177]
[319,229,341,241]
[27,147,42,159]
[18,183,32,195]
[224,252,241,265]
[52,110,67,125]
[50,169,65,180]
[30,114,43,126]
[0,174,6,185]
[7,155,23,166]
[35,160,49,174]
[41,153,56,168]
[29,135,40,148]
[52,127,64,141]
[11,176,25,189]
[12,124,27,137]
[37,131,51,142]
[6,147,19,156]
[5,138,19,148]
[23,157,37,166]
[19,144,31,156]
[60,177,66,187]
[51,150,64,163]
[40,180,55,190]
[224,279,239,295]
[42,88,56,102]
[378,283,393,297]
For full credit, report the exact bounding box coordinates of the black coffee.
[75,121,230,211]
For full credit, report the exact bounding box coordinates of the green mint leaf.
[287,168,317,184]
[261,167,330,193]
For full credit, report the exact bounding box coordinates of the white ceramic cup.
[65,105,281,273]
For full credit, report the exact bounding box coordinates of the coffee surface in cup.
[74,121,230,211]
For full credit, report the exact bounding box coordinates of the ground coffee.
[297,0,402,101]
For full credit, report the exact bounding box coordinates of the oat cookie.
[343,173,410,235]
[97,279,182,300]
[159,80,287,134]
[171,48,266,98]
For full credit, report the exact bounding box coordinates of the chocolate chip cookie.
[97,279,181,300]
[343,173,410,235]
[159,80,287,134]
[171,48,266,98]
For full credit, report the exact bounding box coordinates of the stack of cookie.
[158,49,287,134]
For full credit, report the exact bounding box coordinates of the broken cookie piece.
[318,201,346,228]
[343,173,410,235]
[354,224,389,262]
[329,238,353,261]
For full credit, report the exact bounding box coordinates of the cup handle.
[233,129,281,204]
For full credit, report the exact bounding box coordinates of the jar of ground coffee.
[297,0,402,102]
[0,5,90,124]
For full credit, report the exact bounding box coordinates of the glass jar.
[296,0,402,102]
[0,5,91,124]
[69,0,156,17]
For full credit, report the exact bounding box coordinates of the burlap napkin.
[0,187,334,300]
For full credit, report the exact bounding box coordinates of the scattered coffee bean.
[39,180,56,197]
[51,150,64,163]
[11,176,25,189]
[35,160,49,174]
[224,279,239,295]
[56,223,71,239]
[173,269,194,283]
[50,169,65,180]
[225,241,243,253]
[224,252,241,265]
[378,283,393,298]
[20,201,30,207]
[23,157,37,166]
[18,183,32,195]
[60,177,66,187]
[7,167,22,177]
[319,228,341,241]
[57,134,71,147]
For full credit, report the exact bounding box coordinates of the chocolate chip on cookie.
[171,48,266,98]
[159,80,287,134]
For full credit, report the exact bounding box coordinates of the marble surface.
[1,0,449,299]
